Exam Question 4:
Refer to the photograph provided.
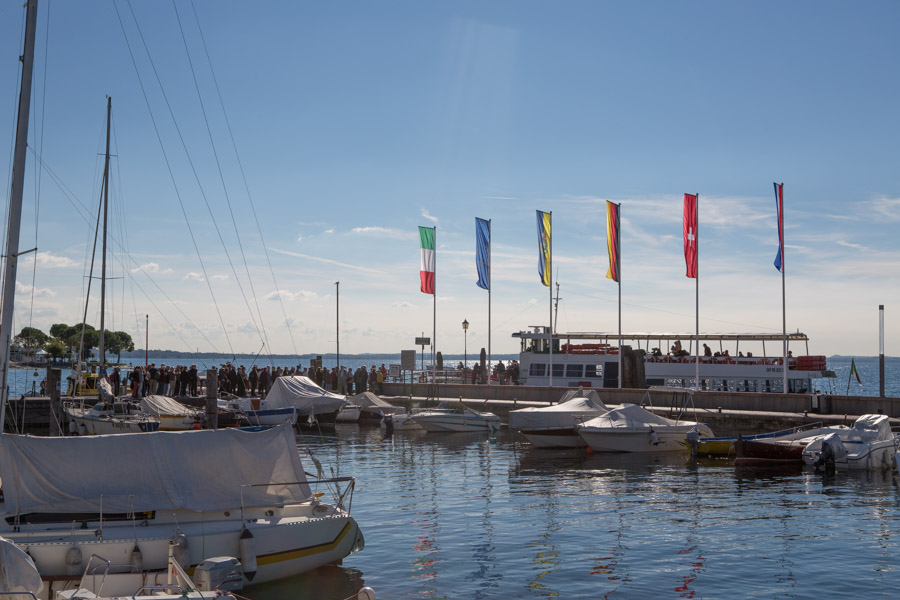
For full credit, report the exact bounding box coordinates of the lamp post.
[462,319,469,380]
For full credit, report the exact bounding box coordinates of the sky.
[1,0,899,359]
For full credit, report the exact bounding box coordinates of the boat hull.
[1,503,364,599]
[734,438,806,466]
[411,414,500,433]
[802,439,898,470]
[578,427,693,453]
[521,428,586,448]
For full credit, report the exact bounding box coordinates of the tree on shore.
[14,326,48,361]
[105,331,135,364]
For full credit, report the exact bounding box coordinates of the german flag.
[605,201,620,283]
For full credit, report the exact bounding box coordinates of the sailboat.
[0,5,364,598]
[61,97,160,435]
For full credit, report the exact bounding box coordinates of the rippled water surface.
[250,425,899,599]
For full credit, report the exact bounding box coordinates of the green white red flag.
[419,226,435,294]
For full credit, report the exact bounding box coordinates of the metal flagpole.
[695,193,700,391]
[433,227,437,399]
[618,204,622,389]
[781,183,787,394]
[488,219,492,385]
[548,211,553,388]
[335,281,340,375]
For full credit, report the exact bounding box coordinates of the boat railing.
[0,594,38,600]
[241,476,356,514]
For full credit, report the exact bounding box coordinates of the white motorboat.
[140,395,204,430]
[801,414,899,471]
[410,403,501,433]
[64,401,160,435]
[509,388,610,448]
[0,426,364,599]
[335,402,362,423]
[349,391,405,422]
[219,397,298,427]
[264,376,346,422]
[577,403,714,453]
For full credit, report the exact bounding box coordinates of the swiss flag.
[683,194,698,278]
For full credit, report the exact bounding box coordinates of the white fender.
[239,527,257,582]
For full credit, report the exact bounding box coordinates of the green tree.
[105,331,135,363]
[49,323,74,340]
[14,326,48,361]
[64,325,98,362]
[45,338,67,363]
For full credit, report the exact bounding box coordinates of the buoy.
[239,527,258,582]
[65,545,83,576]
[171,531,190,569]
[130,545,143,571]
[357,586,376,600]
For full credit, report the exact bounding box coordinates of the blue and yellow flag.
[475,217,490,290]
[536,210,551,286]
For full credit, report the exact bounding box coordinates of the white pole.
[433,227,437,399]
[548,212,553,387]
[617,203,623,389]
[781,183,787,394]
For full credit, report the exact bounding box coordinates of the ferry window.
[565,364,583,377]
[551,363,564,378]
[585,364,603,378]
[529,363,546,377]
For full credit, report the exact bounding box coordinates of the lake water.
[244,425,900,600]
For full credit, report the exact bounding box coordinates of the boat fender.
[358,587,376,600]
[171,531,190,569]
[65,545,83,576]
[68,419,77,435]
[130,544,143,571]
[649,428,660,446]
[239,527,258,582]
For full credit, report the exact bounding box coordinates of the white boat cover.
[264,376,345,415]
[349,392,401,414]
[580,403,711,434]
[0,425,310,515]
[0,536,43,594]
[98,375,115,402]
[848,414,893,442]
[509,394,609,430]
[140,395,201,417]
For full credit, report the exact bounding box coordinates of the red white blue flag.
[774,182,784,272]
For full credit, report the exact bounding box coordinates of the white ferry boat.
[512,326,834,393]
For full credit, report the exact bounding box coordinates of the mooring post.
[47,367,61,436]
[206,368,218,429]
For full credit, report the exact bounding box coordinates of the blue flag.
[774,182,784,272]
[476,217,490,290]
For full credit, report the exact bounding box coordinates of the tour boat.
[576,403,714,453]
[0,426,364,599]
[513,327,833,393]
[509,388,609,448]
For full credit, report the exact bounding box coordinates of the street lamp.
[462,319,469,379]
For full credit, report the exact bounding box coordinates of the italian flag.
[419,226,435,294]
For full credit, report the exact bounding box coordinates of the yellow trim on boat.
[257,521,353,566]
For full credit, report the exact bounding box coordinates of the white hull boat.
[220,398,298,426]
[263,376,345,419]
[577,404,713,453]
[802,414,899,471]
[64,402,159,435]
[0,427,364,598]
[335,403,361,423]
[509,388,609,448]
[380,411,421,431]
[410,404,501,433]
[141,396,204,431]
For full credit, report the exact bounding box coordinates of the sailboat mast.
[0,0,39,432]
[99,97,111,371]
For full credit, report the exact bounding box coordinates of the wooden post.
[47,367,62,436]
[206,368,218,429]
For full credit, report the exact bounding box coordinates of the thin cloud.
[16,281,56,297]
[350,226,416,240]
[869,197,900,222]
[269,248,387,274]
[183,272,205,282]
[130,262,173,274]
[421,208,439,225]
[20,251,78,269]
[210,274,229,282]
[265,289,317,301]
[392,301,413,308]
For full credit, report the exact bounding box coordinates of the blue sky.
[1,1,899,358]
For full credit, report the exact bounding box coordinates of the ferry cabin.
[512,327,833,393]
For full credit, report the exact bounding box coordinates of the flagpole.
[548,211,553,388]
[488,219,492,386]
[617,204,622,390]
[846,360,852,396]
[433,226,437,400]
[695,193,700,391]
[781,182,787,394]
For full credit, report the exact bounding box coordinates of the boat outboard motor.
[649,428,660,446]
[814,439,836,473]
[685,427,701,458]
